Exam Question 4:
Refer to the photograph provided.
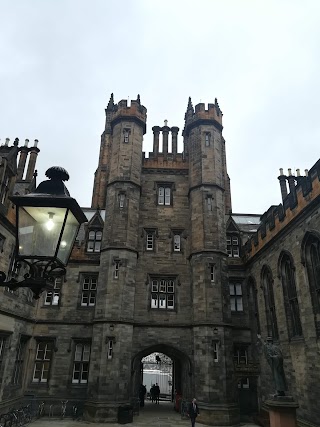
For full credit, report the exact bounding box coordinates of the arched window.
[302,232,320,335]
[261,266,279,340]
[279,252,302,338]
[247,276,260,334]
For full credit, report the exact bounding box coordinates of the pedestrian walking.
[188,398,200,427]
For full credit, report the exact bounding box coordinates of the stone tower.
[84,95,238,424]
[183,99,237,424]
[85,95,147,421]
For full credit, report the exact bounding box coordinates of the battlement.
[105,94,147,134]
[183,98,223,137]
[142,152,188,172]
[0,138,39,149]
[244,159,320,260]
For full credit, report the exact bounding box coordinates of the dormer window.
[227,234,240,257]
[87,230,102,253]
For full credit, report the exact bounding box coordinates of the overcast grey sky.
[1,0,319,213]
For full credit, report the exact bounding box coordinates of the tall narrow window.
[207,196,213,211]
[81,276,97,307]
[304,233,320,315]
[146,232,154,251]
[33,341,53,383]
[12,337,28,385]
[123,129,130,143]
[87,230,102,253]
[210,265,215,283]
[157,185,172,206]
[233,346,248,364]
[205,133,211,147]
[247,277,261,334]
[107,340,113,360]
[262,266,279,340]
[44,277,62,306]
[227,234,240,257]
[230,283,243,312]
[280,253,302,338]
[72,343,91,384]
[213,342,219,362]
[173,235,181,252]
[119,193,125,208]
[151,277,175,310]
[114,260,120,279]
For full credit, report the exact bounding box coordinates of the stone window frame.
[147,274,179,312]
[301,231,320,336]
[12,335,30,386]
[32,338,56,383]
[71,339,91,385]
[143,228,158,252]
[233,344,248,365]
[227,233,240,257]
[118,192,126,209]
[123,127,131,143]
[204,131,211,147]
[278,251,303,339]
[170,228,185,254]
[261,265,279,341]
[155,182,175,207]
[78,273,98,308]
[206,194,214,212]
[43,276,64,307]
[229,281,243,312]
[113,258,122,279]
[210,264,216,284]
[86,229,102,253]
[213,341,219,362]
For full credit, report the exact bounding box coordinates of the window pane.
[235,284,242,295]
[165,188,171,205]
[229,284,235,295]
[96,231,102,241]
[94,241,101,252]
[159,280,166,293]
[167,295,174,309]
[158,187,164,205]
[230,297,236,311]
[151,294,158,308]
[159,295,166,309]
[174,235,180,251]
[237,297,243,311]
[89,231,95,240]
[152,280,158,292]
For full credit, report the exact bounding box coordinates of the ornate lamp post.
[0,166,87,298]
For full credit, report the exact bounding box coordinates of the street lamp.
[0,166,87,299]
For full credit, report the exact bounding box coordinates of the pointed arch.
[278,251,302,338]
[301,231,320,336]
[261,265,279,340]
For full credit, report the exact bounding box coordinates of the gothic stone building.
[0,96,319,427]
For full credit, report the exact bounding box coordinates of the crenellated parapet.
[244,159,320,260]
[105,93,147,134]
[183,97,223,137]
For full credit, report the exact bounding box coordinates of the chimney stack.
[278,168,288,202]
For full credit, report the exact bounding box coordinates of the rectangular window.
[233,346,248,364]
[230,283,243,312]
[227,235,240,257]
[213,342,219,362]
[123,130,130,143]
[114,261,120,279]
[119,193,125,208]
[174,235,181,252]
[44,277,62,306]
[107,340,113,360]
[32,341,53,383]
[205,133,210,147]
[72,343,91,384]
[12,337,28,385]
[158,186,172,206]
[81,276,98,307]
[150,278,175,310]
[146,233,154,251]
[87,230,102,253]
[207,196,213,211]
[210,265,215,283]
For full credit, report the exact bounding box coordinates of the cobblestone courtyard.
[30,401,259,427]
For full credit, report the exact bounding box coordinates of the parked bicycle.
[61,400,68,419]
[72,404,78,420]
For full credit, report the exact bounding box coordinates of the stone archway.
[131,344,193,402]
